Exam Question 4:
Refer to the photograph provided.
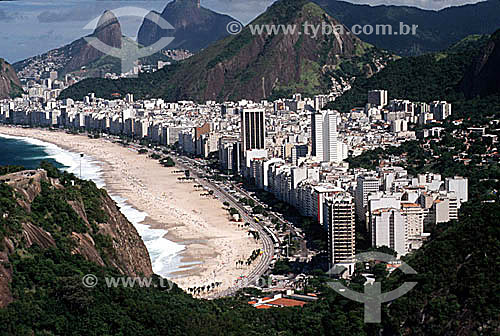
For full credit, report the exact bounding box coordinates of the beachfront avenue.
[0,126,284,298]
[165,153,277,298]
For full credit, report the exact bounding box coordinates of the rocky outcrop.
[0,237,14,307]
[0,169,153,307]
[14,10,123,77]
[63,10,122,74]
[137,0,239,52]
[461,29,500,98]
[61,0,394,102]
[153,0,393,101]
[0,58,22,99]
[97,194,153,276]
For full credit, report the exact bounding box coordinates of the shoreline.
[0,126,261,295]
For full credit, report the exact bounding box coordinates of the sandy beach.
[0,126,261,296]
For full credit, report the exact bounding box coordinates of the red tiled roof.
[266,298,307,307]
[255,305,272,309]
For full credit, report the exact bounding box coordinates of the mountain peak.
[61,10,122,74]
[64,0,394,102]
[0,58,22,99]
[94,10,121,39]
[137,0,239,52]
[171,0,201,8]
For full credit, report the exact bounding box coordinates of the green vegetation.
[0,162,112,261]
[206,29,253,69]
[160,156,176,167]
[382,201,500,334]
[0,183,25,245]
[315,0,499,56]
[0,154,499,335]
[0,166,24,176]
[31,180,89,235]
[8,80,24,99]
[325,35,490,113]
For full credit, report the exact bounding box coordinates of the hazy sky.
[0,0,485,63]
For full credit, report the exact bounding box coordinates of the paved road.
[170,155,275,298]
[229,182,310,259]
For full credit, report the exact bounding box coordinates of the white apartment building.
[311,111,324,161]
[311,110,345,163]
[445,176,468,204]
[430,101,452,121]
[324,193,356,276]
[355,175,381,221]
[401,202,425,251]
[371,208,407,257]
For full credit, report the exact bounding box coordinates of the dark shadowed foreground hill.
[461,29,500,98]
[0,163,498,335]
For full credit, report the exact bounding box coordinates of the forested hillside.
[326,34,491,113]
[0,164,498,335]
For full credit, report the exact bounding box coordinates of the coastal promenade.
[167,154,275,298]
[0,126,261,296]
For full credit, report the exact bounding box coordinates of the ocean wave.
[0,132,184,279]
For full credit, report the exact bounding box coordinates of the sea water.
[0,133,186,278]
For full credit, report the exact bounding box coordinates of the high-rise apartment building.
[311,110,343,163]
[323,111,339,162]
[368,90,388,108]
[240,108,266,152]
[324,193,356,276]
[311,112,323,160]
[401,202,424,251]
[445,176,468,204]
[355,175,381,221]
[371,208,407,257]
[430,101,452,121]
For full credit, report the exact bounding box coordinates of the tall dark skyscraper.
[240,108,266,151]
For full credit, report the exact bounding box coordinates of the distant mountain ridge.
[60,0,396,102]
[313,0,500,56]
[0,58,22,99]
[137,0,239,52]
[13,10,123,77]
[461,29,500,98]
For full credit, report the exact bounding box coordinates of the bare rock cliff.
[0,169,153,307]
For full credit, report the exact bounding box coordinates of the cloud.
[0,9,13,21]
[37,8,101,23]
